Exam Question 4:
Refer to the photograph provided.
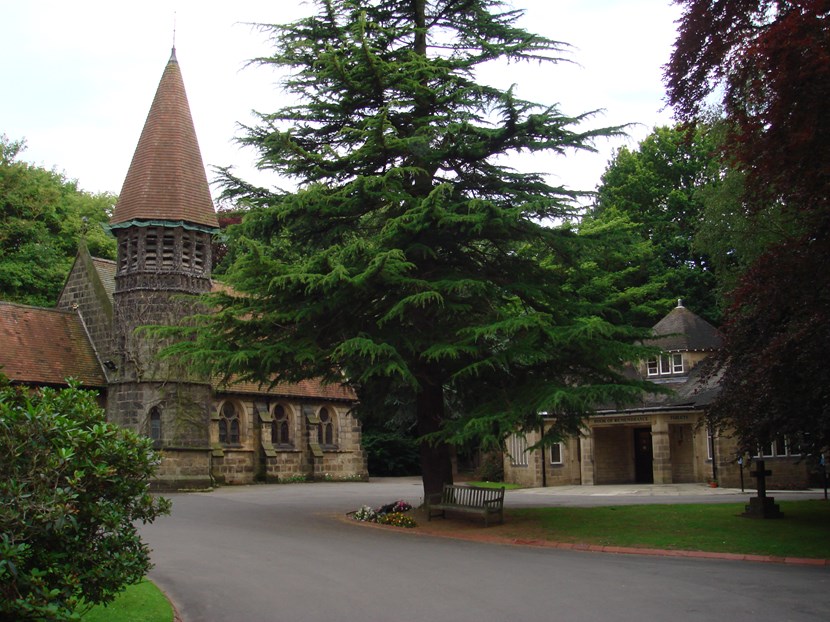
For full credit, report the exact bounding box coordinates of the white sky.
[1,0,681,201]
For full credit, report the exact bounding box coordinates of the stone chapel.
[502,301,814,490]
[0,49,367,489]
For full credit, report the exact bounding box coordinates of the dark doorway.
[634,427,654,483]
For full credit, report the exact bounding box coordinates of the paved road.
[140,480,830,622]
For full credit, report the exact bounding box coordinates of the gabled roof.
[92,257,117,299]
[0,302,106,388]
[111,48,219,230]
[83,260,357,402]
[215,377,357,402]
[645,301,721,352]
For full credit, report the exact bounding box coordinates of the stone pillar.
[579,433,595,485]
[651,417,672,484]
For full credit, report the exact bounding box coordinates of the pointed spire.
[111,51,219,229]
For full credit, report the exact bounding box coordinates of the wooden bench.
[426,484,505,527]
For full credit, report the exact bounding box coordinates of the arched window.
[318,407,335,447]
[271,404,291,446]
[219,401,241,444]
[149,407,162,444]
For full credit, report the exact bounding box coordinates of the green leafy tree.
[0,379,171,621]
[170,0,652,496]
[0,135,116,307]
[589,123,726,325]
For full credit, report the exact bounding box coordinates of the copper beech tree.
[665,1,830,457]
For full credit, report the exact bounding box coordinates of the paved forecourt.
[140,479,830,622]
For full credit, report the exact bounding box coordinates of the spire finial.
[677,298,684,308]
[171,11,177,61]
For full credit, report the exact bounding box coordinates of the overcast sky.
[1,0,681,201]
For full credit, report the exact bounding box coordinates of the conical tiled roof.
[645,301,722,351]
[111,48,219,229]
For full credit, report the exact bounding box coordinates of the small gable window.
[647,353,684,377]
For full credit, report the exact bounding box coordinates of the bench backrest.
[441,484,504,508]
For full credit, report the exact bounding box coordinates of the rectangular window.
[672,353,684,374]
[549,442,563,465]
[756,442,775,458]
[508,434,528,467]
[707,427,714,460]
[647,358,659,376]
[659,355,672,374]
[774,437,787,457]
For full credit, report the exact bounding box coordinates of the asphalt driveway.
[140,480,830,622]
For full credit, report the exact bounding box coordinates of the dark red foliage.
[667,1,830,456]
[666,1,830,212]
[707,224,830,456]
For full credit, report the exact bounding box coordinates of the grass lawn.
[80,581,173,622]
[498,500,830,558]
[467,481,524,490]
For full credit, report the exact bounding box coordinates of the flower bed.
[350,500,416,528]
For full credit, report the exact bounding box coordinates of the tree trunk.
[416,381,454,500]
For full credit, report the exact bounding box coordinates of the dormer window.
[647,353,684,377]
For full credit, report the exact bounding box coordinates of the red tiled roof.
[111,48,219,229]
[215,377,357,402]
[0,302,106,387]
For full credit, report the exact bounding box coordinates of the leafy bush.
[473,451,504,483]
[361,431,421,476]
[0,380,171,621]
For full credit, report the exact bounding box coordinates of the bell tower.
[108,48,219,488]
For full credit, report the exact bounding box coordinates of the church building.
[0,50,367,489]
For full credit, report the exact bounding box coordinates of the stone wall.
[212,396,367,484]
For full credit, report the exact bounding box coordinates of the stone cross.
[750,459,772,499]
[743,459,783,519]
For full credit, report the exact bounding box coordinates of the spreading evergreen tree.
[170,0,652,496]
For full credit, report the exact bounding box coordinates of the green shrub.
[473,451,504,483]
[0,380,171,621]
[361,431,421,476]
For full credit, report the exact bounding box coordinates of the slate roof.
[110,48,219,230]
[645,302,721,352]
[595,303,722,414]
[92,257,116,299]
[0,302,106,387]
